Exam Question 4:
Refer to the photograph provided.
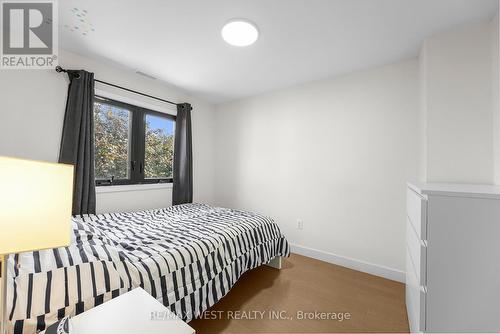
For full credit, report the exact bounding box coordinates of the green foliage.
[94,102,129,179]
[145,123,174,179]
[94,102,174,181]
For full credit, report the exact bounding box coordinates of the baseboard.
[290,243,405,283]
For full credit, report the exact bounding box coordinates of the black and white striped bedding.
[6,203,290,334]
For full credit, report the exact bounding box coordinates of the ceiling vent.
[135,70,157,80]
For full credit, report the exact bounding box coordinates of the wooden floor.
[189,254,409,333]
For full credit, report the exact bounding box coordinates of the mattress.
[6,203,290,334]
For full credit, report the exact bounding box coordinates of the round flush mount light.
[221,19,259,47]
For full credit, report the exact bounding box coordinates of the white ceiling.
[59,0,499,104]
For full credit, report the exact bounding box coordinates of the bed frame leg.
[266,256,282,269]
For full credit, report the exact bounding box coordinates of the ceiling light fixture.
[221,19,259,47]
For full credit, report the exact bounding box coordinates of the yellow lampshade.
[0,157,74,255]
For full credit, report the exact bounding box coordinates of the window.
[93,96,175,186]
[94,100,131,181]
[144,114,175,179]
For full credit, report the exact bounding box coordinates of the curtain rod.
[55,66,179,107]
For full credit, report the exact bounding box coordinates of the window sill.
[96,183,173,194]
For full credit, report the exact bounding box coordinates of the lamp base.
[0,254,7,334]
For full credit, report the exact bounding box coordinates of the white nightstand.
[43,288,195,334]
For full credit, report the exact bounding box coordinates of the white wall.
[214,60,420,279]
[419,41,429,182]
[0,50,216,213]
[420,20,496,183]
[493,13,500,184]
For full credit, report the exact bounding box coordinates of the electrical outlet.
[297,219,303,230]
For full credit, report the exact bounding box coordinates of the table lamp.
[0,157,74,334]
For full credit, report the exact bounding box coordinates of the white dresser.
[406,182,500,333]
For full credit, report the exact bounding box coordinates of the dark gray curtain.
[59,70,96,215]
[172,103,193,205]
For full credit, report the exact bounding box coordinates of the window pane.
[144,114,174,179]
[93,101,131,180]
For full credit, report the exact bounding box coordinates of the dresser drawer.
[406,218,427,285]
[406,187,427,240]
[406,249,426,333]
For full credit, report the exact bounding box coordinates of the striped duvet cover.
[6,203,290,334]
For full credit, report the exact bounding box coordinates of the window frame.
[94,95,176,187]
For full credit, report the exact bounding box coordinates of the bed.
[6,203,290,334]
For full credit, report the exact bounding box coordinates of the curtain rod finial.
[56,66,81,79]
